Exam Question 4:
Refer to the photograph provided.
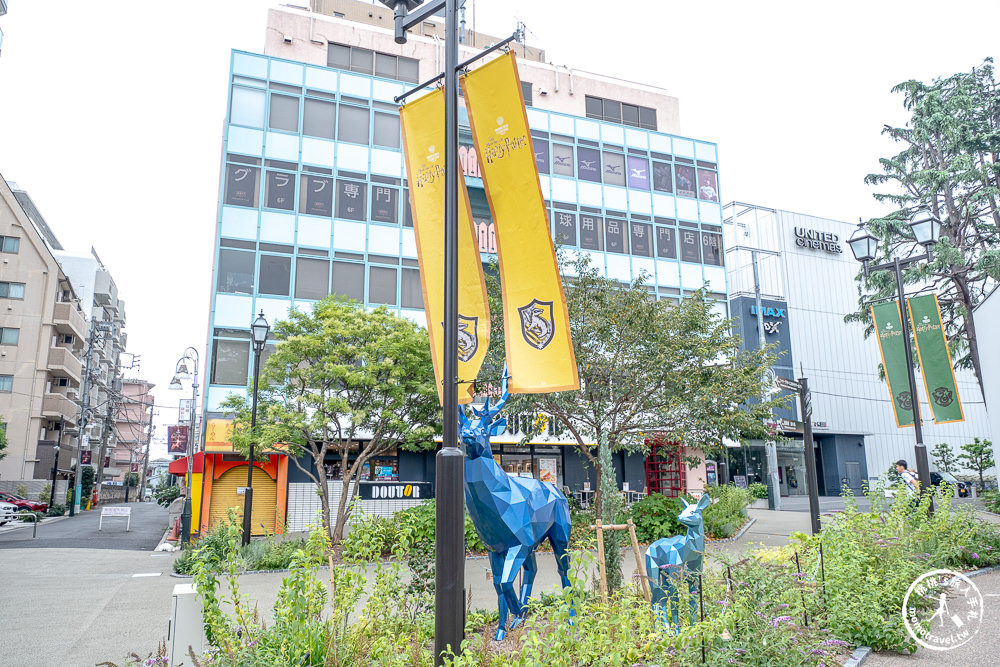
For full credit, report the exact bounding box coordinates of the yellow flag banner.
[461,52,579,393]
[399,88,490,405]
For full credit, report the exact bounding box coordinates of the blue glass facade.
[205,50,728,417]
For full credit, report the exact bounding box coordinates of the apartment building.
[113,379,155,484]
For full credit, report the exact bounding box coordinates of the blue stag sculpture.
[644,493,711,632]
[459,368,573,641]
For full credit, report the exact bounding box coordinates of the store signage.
[359,482,433,501]
[749,305,785,318]
[794,227,842,253]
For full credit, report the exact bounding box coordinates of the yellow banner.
[461,52,579,393]
[399,88,490,405]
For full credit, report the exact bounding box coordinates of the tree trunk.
[315,454,333,541]
[330,449,354,545]
[953,272,987,401]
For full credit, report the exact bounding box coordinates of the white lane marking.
[132,572,162,577]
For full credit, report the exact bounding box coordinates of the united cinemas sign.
[794,227,842,253]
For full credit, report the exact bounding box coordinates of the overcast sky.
[1,0,996,458]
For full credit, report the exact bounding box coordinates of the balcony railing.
[52,301,87,341]
[47,345,82,384]
[41,393,78,422]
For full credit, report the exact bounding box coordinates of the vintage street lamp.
[850,209,943,505]
[242,310,270,546]
[169,347,200,546]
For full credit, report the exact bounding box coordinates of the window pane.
[224,164,259,207]
[258,255,291,296]
[656,226,677,259]
[2,237,19,252]
[402,189,413,227]
[327,43,350,69]
[338,105,369,144]
[374,52,397,79]
[630,222,652,257]
[577,147,601,183]
[370,186,398,223]
[605,218,628,254]
[627,156,650,191]
[603,99,622,123]
[336,180,367,220]
[373,112,400,149]
[9,283,24,298]
[300,175,333,216]
[230,86,266,128]
[580,214,604,251]
[0,375,12,392]
[303,98,336,139]
[1,328,19,345]
[602,152,626,187]
[397,57,419,84]
[211,339,250,385]
[622,103,639,127]
[533,139,549,174]
[652,161,673,193]
[675,165,696,198]
[520,81,533,107]
[269,93,300,132]
[332,261,365,301]
[265,171,296,210]
[552,144,574,177]
[369,266,397,305]
[217,250,255,294]
[553,210,576,246]
[702,233,724,266]
[585,96,603,119]
[401,268,422,308]
[698,169,719,202]
[295,257,330,300]
[350,47,373,74]
[679,229,701,263]
[639,106,657,130]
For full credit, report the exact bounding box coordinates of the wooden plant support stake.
[589,519,651,602]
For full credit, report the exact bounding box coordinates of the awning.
[168,452,205,475]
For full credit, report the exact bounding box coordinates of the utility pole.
[751,249,781,511]
[138,404,155,502]
[71,320,98,516]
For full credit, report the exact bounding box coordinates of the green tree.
[931,442,960,473]
[959,437,995,490]
[0,418,7,461]
[222,297,439,544]
[483,254,788,520]
[851,59,1000,396]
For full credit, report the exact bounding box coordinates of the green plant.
[748,481,769,499]
[931,442,960,473]
[629,492,684,543]
[702,484,751,538]
[983,490,1000,514]
[18,510,44,522]
[959,437,995,490]
[153,485,181,508]
[124,472,139,487]
[80,466,95,506]
[38,483,52,505]
[14,483,28,498]
[46,503,65,517]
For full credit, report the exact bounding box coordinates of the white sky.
[1,0,996,458]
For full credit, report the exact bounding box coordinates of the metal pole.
[798,377,821,534]
[72,320,97,516]
[242,344,263,546]
[893,257,932,508]
[435,0,464,662]
[50,417,63,510]
[751,250,780,511]
[138,401,154,502]
[181,352,199,546]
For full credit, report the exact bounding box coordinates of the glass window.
[370,186,398,224]
[265,171,296,210]
[702,232,724,266]
[679,229,701,263]
[368,266,397,305]
[585,96,603,119]
[0,328,20,345]
[602,152,626,187]
[580,214,604,251]
[622,103,639,127]
[338,105,369,144]
[216,250,255,294]
[258,255,291,296]
[303,98,336,139]
[211,339,250,385]
[652,160,673,193]
[627,156,650,191]
[603,99,622,123]
[373,112,400,149]
[350,47,374,75]
[627,222,651,257]
[401,268,422,308]
[230,86,266,128]
[1,237,19,253]
[520,81,533,107]
[675,165,697,198]
[698,169,720,202]
[0,375,12,392]
[332,261,365,301]
[300,175,333,216]
[403,189,413,227]
[639,106,657,130]
[577,147,601,183]
[269,93,300,132]
[552,144,574,177]
[534,139,549,174]
[327,43,350,69]
[295,257,330,300]
[0,282,25,299]
[336,180,367,221]
[605,219,628,254]
[656,226,677,259]
[397,56,419,84]
[374,52,397,79]
[553,211,577,246]
[224,164,259,207]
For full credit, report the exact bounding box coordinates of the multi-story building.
[113,379,155,485]
[723,202,993,496]
[0,178,87,496]
[195,1,728,533]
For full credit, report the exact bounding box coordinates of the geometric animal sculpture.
[644,493,711,633]
[459,365,573,641]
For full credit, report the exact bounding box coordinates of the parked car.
[930,471,971,497]
[0,492,48,513]
[0,501,19,525]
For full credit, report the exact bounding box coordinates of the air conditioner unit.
[168,584,205,665]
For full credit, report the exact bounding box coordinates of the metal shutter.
[208,467,277,536]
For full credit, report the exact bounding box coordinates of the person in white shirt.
[896,459,920,503]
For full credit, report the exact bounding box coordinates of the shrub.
[14,483,28,498]
[629,493,684,543]
[46,504,65,517]
[748,481,769,499]
[982,490,1000,514]
[153,485,181,508]
[39,483,52,505]
[18,510,44,522]
[702,484,751,538]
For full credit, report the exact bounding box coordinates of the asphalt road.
[0,500,169,550]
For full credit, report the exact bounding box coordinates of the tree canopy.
[851,58,1000,394]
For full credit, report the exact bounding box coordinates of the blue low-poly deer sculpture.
[459,366,573,641]
[644,493,711,632]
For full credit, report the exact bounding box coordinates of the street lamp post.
[169,347,200,546]
[242,311,270,546]
[848,209,942,505]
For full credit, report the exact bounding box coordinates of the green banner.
[908,294,964,424]
[871,301,915,427]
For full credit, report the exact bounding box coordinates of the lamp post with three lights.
[242,311,270,546]
[169,347,200,546]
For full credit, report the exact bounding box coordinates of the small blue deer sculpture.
[459,366,573,641]
[644,493,711,632]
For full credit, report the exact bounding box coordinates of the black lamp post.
[242,310,270,546]
[169,347,200,546]
[849,208,942,504]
